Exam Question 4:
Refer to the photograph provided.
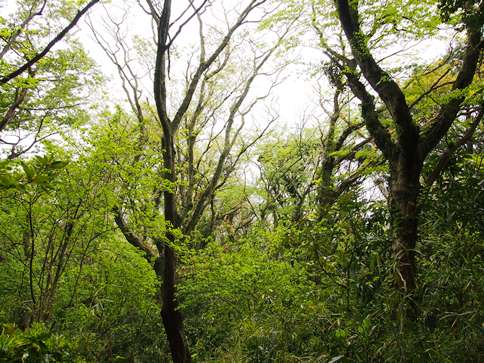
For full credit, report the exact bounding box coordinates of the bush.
[0,323,75,363]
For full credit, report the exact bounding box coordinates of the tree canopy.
[0,0,482,362]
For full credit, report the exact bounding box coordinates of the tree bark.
[151,0,192,360]
[389,155,422,293]
[161,136,191,363]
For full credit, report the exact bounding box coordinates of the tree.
[318,0,482,301]
[0,150,113,329]
[153,2,284,358]
[88,1,287,360]
[0,0,99,159]
[256,83,376,225]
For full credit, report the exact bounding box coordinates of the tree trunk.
[389,154,422,293]
[160,137,191,363]
[160,245,190,363]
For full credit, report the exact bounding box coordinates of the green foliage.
[0,1,482,362]
[179,241,327,362]
[0,323,74,362]
[0,156,68,190]
[57,238,166,362]
[0,0,100,160]
[256,130,321,221]
[439,0,484,29]
[0,146,168,360]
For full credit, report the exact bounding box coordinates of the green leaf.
[20,162,35,181]
[49,160,69,170]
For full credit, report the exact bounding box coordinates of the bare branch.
[419,27,483,157]
[426,105,483,186]
[113,207,157,261]
[0,86,29,132]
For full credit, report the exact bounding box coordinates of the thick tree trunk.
[389,155,422,293]
[160,245,190,363]
[159,138,191,363]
